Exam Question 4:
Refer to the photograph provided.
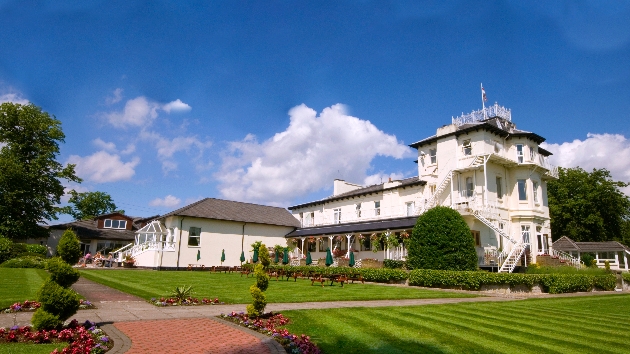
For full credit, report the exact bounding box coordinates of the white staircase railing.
[472,210,517,245]
[551,249,581,268]
[421,171,453,214]
[498,243,526,273]
[112,243,133,262]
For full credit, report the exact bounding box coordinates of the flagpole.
[481,83,487,119]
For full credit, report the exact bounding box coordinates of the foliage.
[623,272,630,283]
[407,206,478,271]
[265,264,409,283]
[46,258,80,288]
[56,230,81,265]
[0,103,81,240]
[61,190,123,220]
[548,167,630,242]
[383,259,405,269]
[273,244,284,261]
[525,265,607,275]
[25,244,47,257]
[580,253,596,267]
[248,243,270,317]
[0,237,14,264]
[9,242,27,259]
[251,241,262,253]
[408,269,616,294]
[31,309,61,331]
[0,255,47,269]
[169,285,194,303]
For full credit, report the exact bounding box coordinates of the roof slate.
[49,219,136,241]
[553,236,630,252]
[161,198,300,228]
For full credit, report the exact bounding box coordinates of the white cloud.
[61,184,90,203]
[364,172,405,186]
[542,133,630,194]
[92,138,116,152]
[106,88,123,105]
[67,151,140,183]
[105,96,159,128]
[149,195,181,208]
[121,144,136,155]
[0,92,29,105]
[162,99,191,113]
[216,103,412,205]
[139,130,212,174]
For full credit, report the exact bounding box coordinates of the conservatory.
[113,220,173,263]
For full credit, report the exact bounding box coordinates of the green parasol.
[253,247,259,263]
[274,250,279,264]
[305,250,312,265]
[196,249,201,261]
[240,251,245,264]
[282,247,289,265]
[221,249,225,264]
[325,248,333,266]
[349,250,355,267]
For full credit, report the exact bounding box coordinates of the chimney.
[388,177,392,182]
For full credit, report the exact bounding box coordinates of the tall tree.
[63,190,123,220]
[548,167,630,243]
[0,103,81,240]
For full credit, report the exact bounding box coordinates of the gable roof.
[553,236,630,252]
[49,219,136,241]
[288,176,425,210]
[161,198,300,228]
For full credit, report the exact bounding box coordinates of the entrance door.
[80,243,90,255]
[536,234,548,254]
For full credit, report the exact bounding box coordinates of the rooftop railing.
[452,103,511,126]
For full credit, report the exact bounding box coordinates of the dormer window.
[104,219,127,229]
[462,140,472,156]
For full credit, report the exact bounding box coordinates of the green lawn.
[281,294,630,354]
[79,270,476,303]
[0,268,49,309]
[0,343,66,354]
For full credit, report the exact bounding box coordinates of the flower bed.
[149,297,225,306]
[0,319,112,353]
[219,312,320,354]
[4,299,96,313]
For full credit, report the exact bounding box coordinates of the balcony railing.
[302,203,425,227]
[452,103,511,127]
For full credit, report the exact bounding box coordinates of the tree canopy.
[407,206,478,271]
[548,167,630,244]
[0,103,81,240]
[62,190,123,220]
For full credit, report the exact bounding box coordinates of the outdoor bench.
[310,274,326,287]
[347,274,364,284]
[187,264,205,270]
[212,266,231,273]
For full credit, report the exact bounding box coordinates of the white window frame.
[188,227,201,247]
[304,212,313,227]
[374,201,381,216]
[103,219,127,229]
[406,202,415,216]
[429,149,437,164]
[463,139,472,156]
[465,177,474,198]
[529,146,535,161]
[496,176,503,199]
[517,179,527,201]
[355,203,361,218]
[533,181,539,203]
[516,144,524,163]
[521,225,531,244]
[333,208,341,224]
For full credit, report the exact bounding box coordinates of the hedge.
[0,255,47,268]
[408,269,616,294]
[623,272,630,283]
[260,265,408,283]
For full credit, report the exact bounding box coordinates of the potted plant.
[123,255,136,268]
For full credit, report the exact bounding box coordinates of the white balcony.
[300,203,425,228]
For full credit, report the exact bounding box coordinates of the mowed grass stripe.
[0,268,48,308]
[379,308,570,354]
[425,307,622,353]
[448,306,629,347]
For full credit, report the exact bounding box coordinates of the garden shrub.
[623,272,630,283]
[31,308,61,330]
[383,259,405,269]
[26,244,48,256]
[266,265,409,283]
[0,255,47,268]
[56,229,82,265]
[580,253,596,267]
[46,257,80,287]
[9,242,28,259]
[406,206,478,271]
[592,275,617,291]
[247,243,270,317]
[0,237,12,264]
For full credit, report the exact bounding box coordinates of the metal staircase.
[550,249,581,268]
[472,210,517,245]
[498,243,526,273]
[421,171,453,213]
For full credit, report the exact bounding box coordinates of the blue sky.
[1,1,629,223]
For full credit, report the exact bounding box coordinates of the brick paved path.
[114,318,276,354]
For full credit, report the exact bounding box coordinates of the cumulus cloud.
[67,151,140,183]
[216,103,412,205]
[106,88,123,105]
[162,99,191,113]
[105,96,160,128]
[139,130,212,173]
[92,138,116,152]
[542,133,630,194]
[149,195,181,208]
[104,96,192,128]
[0,92,29,105]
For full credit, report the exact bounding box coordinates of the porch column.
[345,234,352,258]
[300,237,306,258]
[624,252,628,271]
[483,156,488,206]
[328,236,333,251]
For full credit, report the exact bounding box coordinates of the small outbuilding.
[553,236,629,271]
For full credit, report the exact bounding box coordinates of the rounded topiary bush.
[46,257,80,287]
[407,206,478,271]
[56,229,82,265]
[35,280,80,329]
[247,244,270,317]
[31,308,62,330]
[0,255,47,268]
